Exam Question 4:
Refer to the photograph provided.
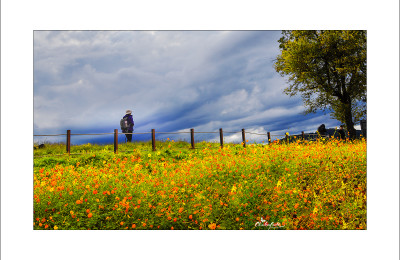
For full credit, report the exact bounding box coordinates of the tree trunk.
[343,101,356,139]
[339,84,357,139]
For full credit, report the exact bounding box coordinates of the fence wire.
[155,132,191,134]
[34,129,336,158]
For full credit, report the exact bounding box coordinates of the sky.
[33,30,347,144]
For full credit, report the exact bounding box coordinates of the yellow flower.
[276,181,282,187]
[148,154,151,158]
[54,226,58,230]
[231,185,237,193]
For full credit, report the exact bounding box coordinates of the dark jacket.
[123,114,134,131]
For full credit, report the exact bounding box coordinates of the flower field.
[33,138,366,230]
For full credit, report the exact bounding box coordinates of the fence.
[34,129,329,157]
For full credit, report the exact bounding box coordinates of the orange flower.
[88,213,93,218]
[178,207,184,213]
[171,226,174,230]
[76,200,82,204]
[120,222,124,226]
[93,190,98,195]
[189,215,193,220]
[173,218,177,222]
[208,223,216,230]
[294,203,299,209]
[69,191,73,195]
[86,209,90,213]
[132,224,136,229]
[236,217,239,222]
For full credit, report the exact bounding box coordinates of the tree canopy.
[274,30,366,138]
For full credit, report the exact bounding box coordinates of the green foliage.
[274,30,366,137]
[34,139,366,230]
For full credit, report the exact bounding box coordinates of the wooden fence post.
[114,129,118,154]
[242,129,246,148]
[219,128,224,148]
[152,129,156,151]
[190,128,195,149]
[302,131,305,140]
[267,132,271,144]
[66,130,71,154]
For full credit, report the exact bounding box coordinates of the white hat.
[126,110,132,114]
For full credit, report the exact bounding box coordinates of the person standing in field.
[122,110,135,142]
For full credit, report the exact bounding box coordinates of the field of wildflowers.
[33,138,366,230]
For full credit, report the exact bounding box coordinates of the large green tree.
[274,30,366,139]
